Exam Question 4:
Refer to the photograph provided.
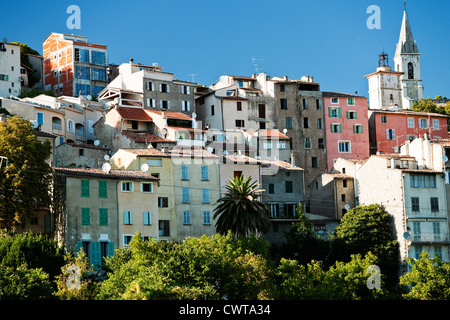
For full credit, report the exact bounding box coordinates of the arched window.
[75,123,84,137]
[408,62,414,79]
[52,117,62,131]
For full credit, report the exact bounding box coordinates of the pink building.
[323,92,370,171]
[368,109,448,155]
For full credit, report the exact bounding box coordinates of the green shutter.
[81,208,90,225]
[328,107,333,117]
[360,125,363,133]
[99,181,107,198]
[330,124,335,133]
[339,124,342,133]
[81,180,90,198]
[91,242,101,270]
[347,111,350,119]
[99,208,108,226]
[285,181,293,193]
[337,107,342,118]
[354,111,358,120]
[353,125,357,133]
[76,241,82,254]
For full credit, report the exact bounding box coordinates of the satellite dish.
[86,95,92,101]
[192,112,197,119]
[283,128,288,134]
[344,204,351,210]
[206,147,213,153]
[140,163,149,172]
[442,155,448,162]
[403,232,411,240]
[104,154,110,161]
[318,230,324,235]
[102,163,111,173]
[94,140,100,146]
[223,150,228,155]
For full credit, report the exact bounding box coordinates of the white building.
[0,42,21,98]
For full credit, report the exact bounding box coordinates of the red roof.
[116,107,153,121]
[122,131,175,143]
[146,110,193,120]
[246,129,290,140]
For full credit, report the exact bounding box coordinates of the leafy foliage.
[400,251,450,300]
[213,175,271,237]
[0,116,53,230]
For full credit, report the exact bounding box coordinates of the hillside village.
[1,9,450,278]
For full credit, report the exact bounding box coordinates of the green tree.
[327,204,399,290]
[411,98,437,113]
[0,116,53,230]
[277,202,329,265]
[400,251,450,300]
[213,175,271,237]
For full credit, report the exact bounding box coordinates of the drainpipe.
[116,180,120,249]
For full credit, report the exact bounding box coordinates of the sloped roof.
[146,110,193,120]
[54,167,159,181]
[116,107,153,121]
[122,131,175,143]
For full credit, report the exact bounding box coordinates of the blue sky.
[2,0,449,98]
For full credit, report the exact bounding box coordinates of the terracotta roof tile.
[120,148,172,157]
[245,129,290,140]
[146,110,193,120]
[260,159,304,171]
[116,107,153,121]
[122,131,175,143]
[54,167,159,180]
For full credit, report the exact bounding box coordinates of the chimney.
[129,58,134,64]
[290,152,295,167]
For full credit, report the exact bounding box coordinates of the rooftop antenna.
[252,57,263,73]
[404,0,407,11]
[189,74,198,82]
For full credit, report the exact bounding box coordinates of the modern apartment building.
[43,33,108,97]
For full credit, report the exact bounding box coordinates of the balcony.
[410,233,450,245]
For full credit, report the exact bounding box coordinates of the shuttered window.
[99,180,107,198]
[81,180,90,198]
[99,208,108,226]
[143,211,152,225]
[81,208,90,225]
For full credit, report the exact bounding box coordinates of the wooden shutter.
[99,181,107,198]
[76,241,82,254]
[164,220,170,236]
[99,208,108,226]
[328,107,333,117]
[81,208,90,225]
[337,107,342,118]
[108,242,115,257]
[90,242,101,270]
[81,180,90,197]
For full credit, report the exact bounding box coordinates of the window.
[304,137,311,149]
[347,111,357,120]
[317,118,323,129]
[75,65,90,80]
[414,246,422,260]
[341,194,346,202]
[123,235,133,246]
[99,208,108,226]
[347,97,355,105]
[201,165,209,180]
[147,159,162,167]
[408,118,415,128]
[431,197,439,212]
[37,112,44,126]
[381,116,387,123]
[92,68,106,81]
[79,149,84,157]
[67,119,74,133]
[235,119,245,127]
[160,100,170,109]
[353,125,363,134]
[160,83,169,92]
[318,138,324,149]
[279,84,285,92]
[331,124,342,133]
[418,119,429,129]
[316,99,322,110]
[123,211,133,225]
[81,180,90,198]
[338,141,351,153]
[52,117,62,131]
[181,165,189,180]
[203,211,211,225]
[312,157,318,168]
[99,181,108,198]
[234,171,242,178]
[285,117,292,129]
[303,117,309,129]
[413,222,421,241]
[386,129,395,140]
[285,181,293,193]
[408,62,414,79]
[433,119,440,130]
[258,104,266,118]
[331,98,339,104]
[237,101,242,111]
[210,105,215,116]
[141,182,153,193]
[280,98,288,109]
[158,197,168,208]
[410,175,436,188]
[277,141,287,149]
[81,208,90,225]
[146,81,154,91]
[183,211,191,225]
[434,246,442,258]
[329,107,341,118]
[268,184,274,194]
[121,181,133,192]
[202,189,210,203]
[181,101,191,111]
[143,211,152,225]
[433,222,441,241]
[130,120,138,130]
[182,188,190,203]
[343,180,348,188]
[302,98,308,110]
[263,141,272,149]
[159,220,170,237]
[91,51,106,65]
[75,123,84,137]
[411,197,420,212]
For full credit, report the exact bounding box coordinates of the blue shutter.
[182,165,189,180]
[108,242,114,257]
[76,241,82,254]
[201,166,208,180]
[91,241,101,270]
[37,113,44,125]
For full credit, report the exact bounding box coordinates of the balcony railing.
[410,233,450,244]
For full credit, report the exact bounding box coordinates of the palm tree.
[213,175,271,237]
